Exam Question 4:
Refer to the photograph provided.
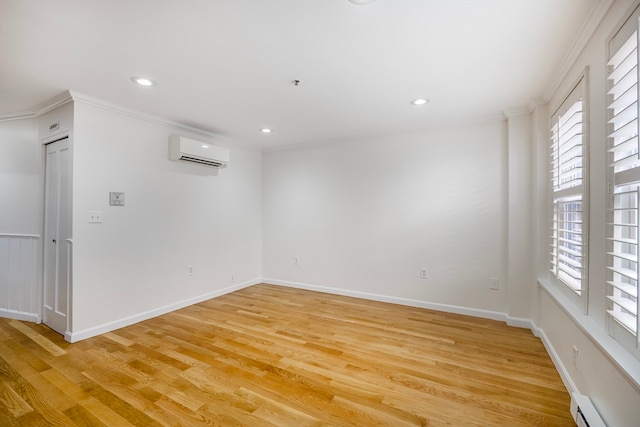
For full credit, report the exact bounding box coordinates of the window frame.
[549,72,590,314]
[606,4,640,355]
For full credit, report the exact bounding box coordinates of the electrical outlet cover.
[110,192,125,206]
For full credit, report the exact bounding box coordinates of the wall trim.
[0,90,261,152]
[502,107,531,119]
[534,325,578,395]
[65,278,261,343]
[262,278,517,325]
[0,233,41,238]
[68,90,225,143]
[506,316,535,330]
[544,0,615,101]
[0,309,39,323]
[0,91,73,121]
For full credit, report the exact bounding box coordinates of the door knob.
[52,239,57,244]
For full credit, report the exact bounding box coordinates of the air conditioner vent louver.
[178,155,225,167]
[169,135,229,168]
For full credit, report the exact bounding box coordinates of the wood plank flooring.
[0,284,575,426]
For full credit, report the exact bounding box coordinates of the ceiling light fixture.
[261,128,273,134]
[348,0,376,5]
[411,98,430,106]
[131,76,157,87]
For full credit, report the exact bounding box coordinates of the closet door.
[43,137,71,335]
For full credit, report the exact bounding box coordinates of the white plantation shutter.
[608,187,638,334]
[550,80,586,296]
[551,199,584,291]
[607,20,640,338]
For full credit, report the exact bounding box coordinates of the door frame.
[41,130,72,337]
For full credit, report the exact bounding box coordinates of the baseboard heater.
[571,393,606,427]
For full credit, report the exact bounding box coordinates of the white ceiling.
[0,0,605,150]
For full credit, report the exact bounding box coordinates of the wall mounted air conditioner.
[169,135,229,168]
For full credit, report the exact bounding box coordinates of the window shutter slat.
[608,281,639,298]
[608,118,638,142]
[607,310,637,333]
[608,43,637,83]
[608,265,638,281]
[613,152,640,171]
[608,135,637,154]
[608,68,637,98]
[607,296,638,315]
[609,102,638,127]
[608,30,637,68]
[608,82,637,114]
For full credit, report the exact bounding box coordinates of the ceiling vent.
[169,136,229,168]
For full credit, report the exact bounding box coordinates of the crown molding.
[544,0,615,101]
[502,107,531,119]
[527,97,547,112]
[67,90,222,141]
[0,90,73,121]
[0,89,216,139]
[502,97,548,120]
[0,90,250,149]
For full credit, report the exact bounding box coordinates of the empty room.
[1,0,640,425]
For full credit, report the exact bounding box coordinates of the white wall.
[0,118,41,320]
[506,112,535,321]
[263,123,507,314]
[0,118,41,234]
[68,99,262,339]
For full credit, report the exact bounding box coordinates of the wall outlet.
[294,256,300,265]
[188,265,194,276]
[490,277,499,290]
[231,274,235,283]
[572,345,578,366]
[420,268,428,279]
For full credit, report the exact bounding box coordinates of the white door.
[43,137,71,335]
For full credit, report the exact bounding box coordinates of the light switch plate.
[110,192,125,206]
[89,210,102,223]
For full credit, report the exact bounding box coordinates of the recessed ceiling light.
[411,98,430,106]
[131,76,157,87]
[261,128,273,134]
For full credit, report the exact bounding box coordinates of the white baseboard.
[0,308,38,323]
[506,316,535,329]
[262,278,514,325]
[535,326,577,395]
[65,278,260,343]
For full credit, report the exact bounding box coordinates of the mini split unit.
[169,135,229,168]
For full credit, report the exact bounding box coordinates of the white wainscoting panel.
[0,234,40,321]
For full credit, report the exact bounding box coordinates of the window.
[607,14,640,340]
[550,78,588,303]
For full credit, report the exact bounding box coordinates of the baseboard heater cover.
[570,393,606,427]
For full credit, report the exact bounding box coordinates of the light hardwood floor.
[0,284,575,426]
